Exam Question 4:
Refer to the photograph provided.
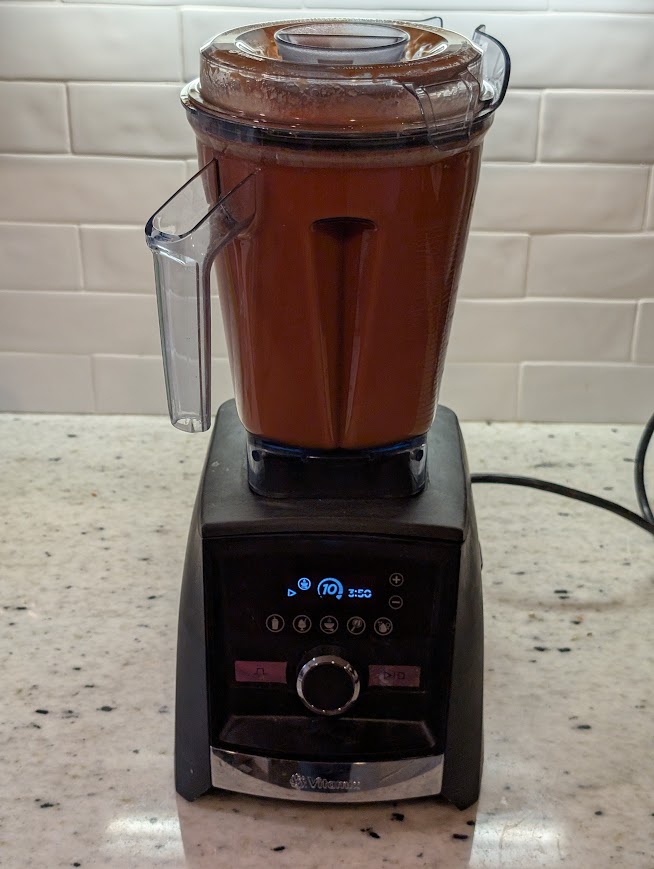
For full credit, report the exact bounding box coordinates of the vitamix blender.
[146,17,509,810]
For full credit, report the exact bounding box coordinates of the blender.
[146,17,509,809]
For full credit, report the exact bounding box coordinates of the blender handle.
[145,162,257,433]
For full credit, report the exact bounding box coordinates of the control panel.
[254,568,421,645]
[204,534,459,760]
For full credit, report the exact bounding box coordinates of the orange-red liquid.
[197,136,482,450]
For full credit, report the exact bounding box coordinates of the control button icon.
[266,614,285,633]
[347,616,366,636]
[320,615,339,634]
[388,595,404,610]
[298,577,311,591]
[389,572,404,587]
[368,664,420,688]
[374,617,393,636]
[293,615,312,634]
[235,661,288,684]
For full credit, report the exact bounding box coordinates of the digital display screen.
[287,576,373,603]
[214,541,443,649]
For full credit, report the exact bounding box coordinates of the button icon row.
[266,613,393,636]
[266,613,342,635]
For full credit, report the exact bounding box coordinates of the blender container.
[145,19,509,449]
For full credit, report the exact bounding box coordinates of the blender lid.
[184,18,510,142]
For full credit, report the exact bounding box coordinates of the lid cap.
[274,21,410,65]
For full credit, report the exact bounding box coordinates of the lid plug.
[274,21,410,65]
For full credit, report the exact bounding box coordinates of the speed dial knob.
[296,653,360,716]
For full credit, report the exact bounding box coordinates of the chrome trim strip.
[210,748,443,802]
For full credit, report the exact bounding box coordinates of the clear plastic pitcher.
[146,18,509,448]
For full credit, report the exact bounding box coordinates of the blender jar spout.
[404,25,510,149]
[145,162,257,433]
[472,26,511,113]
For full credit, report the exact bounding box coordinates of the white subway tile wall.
[0,291,162,355]
[0,224,83,291]
[526,235,654,300]
[438,363,519,421]
[471,164,649,233]
[0,82,70,153]
[448,299,636,363]
[0,5,182,81]
[0,1,652,422]
[68,83,196,157]
[0,352,95,412]
[0,155,186,223]
[92,355,233,414]
[458,233,529,298]
[540,92,654,164]
[519,363,654,423]
[80,225,154,293]
[481,91,540,162]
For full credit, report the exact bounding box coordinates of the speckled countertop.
[1,413,653,868]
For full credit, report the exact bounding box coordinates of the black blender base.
[174,400,483,810]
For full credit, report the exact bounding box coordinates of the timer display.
[285,575,375,603]
[348,588,373,599]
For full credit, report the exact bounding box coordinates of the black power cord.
[471,410,654,537]
[635,410,654,525]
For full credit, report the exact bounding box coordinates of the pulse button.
[235,661,287,684]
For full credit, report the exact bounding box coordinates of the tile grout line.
[642,165,653,230]
[515,361,526,421]
[535,88,546,163]
[629,302,642,363]
[89,352,100,413]
[77,219,87,294]
[521,233,532,299]
[176,4,186,84]
[63,82,73,155]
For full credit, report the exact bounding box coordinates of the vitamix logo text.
[289,773,361,792]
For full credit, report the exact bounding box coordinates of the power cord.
[471,410,654,537]
[635,410,654,525]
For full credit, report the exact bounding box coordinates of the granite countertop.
[1,413,653,868]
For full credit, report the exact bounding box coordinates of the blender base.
[175,399,483,810]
